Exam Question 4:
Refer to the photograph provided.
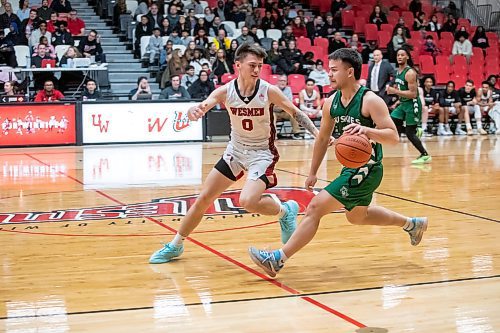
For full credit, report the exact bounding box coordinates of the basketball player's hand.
[188,105,204,121]
[343,123,367,136]
[386,85,396,95]
[305,174,317,192]
[328,136,335,146]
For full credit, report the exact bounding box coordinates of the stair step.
[110,82,160,91]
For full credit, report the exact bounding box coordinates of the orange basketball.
[335,134,372,168]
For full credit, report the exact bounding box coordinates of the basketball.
[335,134,372,168]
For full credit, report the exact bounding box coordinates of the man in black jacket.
[78,30,105,62]
[188,70,215,99]
[366,49,394,104]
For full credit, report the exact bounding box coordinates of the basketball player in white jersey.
[299,78,322,119]
[149,43,321,264]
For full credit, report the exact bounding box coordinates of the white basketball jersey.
[302,89,318,109]
[225,79,275,149]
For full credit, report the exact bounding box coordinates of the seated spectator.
[34,80,64,102]
[181,65,198,90]
[30,21,51,47]
[33,36,56,58]
[0,2,21,31]
[112,0,126,29]
[146,28,161,64]
[207,42,218,64]
[279,25,295,49]
[226,39,239,64]
[393,17,411,38]
[299,78,322,118]
[306,15,323,40]
[193,17,209,36]
[59,46,84,90]
[427,15,441,33]
[186,0,203,15]
[421,76,440,135]
[444,1,460,18]
[437,80,461,135]
[291,16,306,38]
[145,4,161,29]
[194,27,209,49]
[187,9,198,31]
[168,28,181,45]
[188,70,215,99]
[458,79,478,135]
[204,7,215,25]
[454,26,469,40]
[471,26,489,50]
[0,29,17,67]
[78,29,105,62]
[321,12,337,38]
[308,60,329,87]
[452,33,472,62]
[266,40,281,68]
[330,0,347,27]
[369,5,387,30]
[129,76,152,100]
[81,79,102,101]
[159,40,173,65]
[159,75,191,100]
[329,31,346,53]
[300,51,315,76]
[413,12,427,31]
[420,35,440,57]
[179,29,192,47]
[47,12,57,33]
[134,15,151,57]
[52,20,74,46]
[477,81,494,134]
[190,47,210,75]
[235,26,255,46]
[31,43,55,88]
[273,75,301,139]
[159,17,171,37]
[37,0,53,21]
[213,29,230,50]
[50,0,72,14]
[348,33,363,53]
[1,80,16,95]
[212,48,233,82]
[245,8,260,29]
[166,4,180,27]
[17,0,30,21]
[67,10,85,36]
[261,10,277,32]
[392,27,406,51]
[441,14,457,33]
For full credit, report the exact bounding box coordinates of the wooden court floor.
[0,136,499,333]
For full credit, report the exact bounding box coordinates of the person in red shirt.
[291,17,307,38]
[67,9,85,36]
[47,12,58,33]
[34,80,65,102]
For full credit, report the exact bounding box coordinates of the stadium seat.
[342,10,355,29]
[440,31,454,41]
[457,18,471,30]
[55,44,71,61]
[419,55,435,75]
[435,65,451,85]
[140,35,150,58]
[364,24,378,41]
[314,37,329,54]
[450,73,466,88]
[266,29,282,40]
[380,24,394,34]
[261,64,272,77]
[14,45,29,68]
[468,69,484,88]
[267,74,280,85]
[322,85,333,97]
[377,31,391,50]
[221,73,237,84]
[288,74,305,94]
[361,64,368,80]
[401,11,414,27]
[296,37,312,52]
[425,31,438,41]
[452,55,468,69]
[354,17,366,35]
[411,31,423,41]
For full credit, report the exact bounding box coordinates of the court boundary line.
[275,168,500,223]
[1,274,497,321]
[23,153,367,329]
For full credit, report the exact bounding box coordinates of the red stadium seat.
[267,74,280,85]
[452,55,468,70]
[452,65,467,78]
[309,45,326,59]
[450,73,466,88]
[342,10,355,29]
[322,85,333,97]
[457,18,471,30]
[419,55,435,75]
[425,31,438,41]
[377,31,391,50]
[288,74,305,94]
[261,64,272,77]
[361,64,369,80]
[440,32,454,41]
[221,73,237,84]
[435,65,451,85]
[387,15,398,26]
[296,37,311,52]
[364,24,378,41]
[354,17,366,35]
[411,31,423,41]
[314,37,329,54]
[401,11,414,27]
[469,69,484,88]
[380,24,394,33]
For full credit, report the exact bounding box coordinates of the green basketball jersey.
[395,66,421,105]
[330,86,383,164]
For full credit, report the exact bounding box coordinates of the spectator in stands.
[67,10,85,36]
[134,15,151,57]
[212,48,233,82]
[50,0,72,14]
[6,21,22,44]
[437,80,461,135]
[291,16,306,39]
[188,70,215,99]
[190,47,210,75]
[266,39,280,69]
[235,26,255,45]
[454,26,469,40]
[225,39,239,64]
[369,5,387,31]
[306,15,323,41]
[0,29,16,67]
[348,33,363,53]
[159,74,190,99]
[160,48,186,87]
[78,29,105,62]
[33,35,55,58]
[194,27,209,48]
[34,80,64,101]
[146,27,161,64]
[420,35,440,57]
[421,76,439,135]
[37,0,53,21]
[329,31,346,53]
[166,5,179,27]
[248,25,260,44]
[213,28,230,50]
[441,14,457,33]
[2,80,16,95]
[279,25,294,48]
[245,7,259,28]
[392,27,406,51]
[444,1,460,18]
[52,20,74,46]
[472,26,489,50]
[112,0,126,30]
[81,79,102,101]
[31,43,57,89]
[181,65,198,90]
[0,2,21,31]
[488,80,500,134]
[17,0,30,21]
[273,74,301,139]
[179,29,191,46]
[59,46,84,90]
[452,33,472,62]
[413,12,427,31]
[259,10,276,32]
[19,9,41,44]
[169,28,181,45]
[145,4,161,29]
[176,15,190,34]
[457,79,478,135]
[408,0,422,18]
[129,76,152,100]
[169,0,184,12]
[427,14,441,33]
[393,17,411,38]
[207,42,217,64]
[320,12,337,38]
[477,80,494,133]
[330,0,347,27]
[308,59,329,87]
[299,78,322,119]
[213,0,225,21]
[31,42,51,66]
[187,0,203,14]
[193,17,209,36]
[159,40,173,64]
[366,49,393,102]
[30,20,50,47]
[300,51,315,76]
[47,12,57,33]
[0,0,6,15]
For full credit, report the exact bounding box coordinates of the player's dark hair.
[482,80,490,86]
[422,75,435,86]
[235,43,267,61]
[306,78,315,84]
[446,80,455,87]
[397,44,414,68]
[328,48,362,80]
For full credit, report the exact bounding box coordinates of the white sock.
[466,123,472,130]
[278,249,288,263]
[278,203,286,218]
[171,233,185,247]
[476,120,482,129]
[438,123,444,129]
[403,218,415,231]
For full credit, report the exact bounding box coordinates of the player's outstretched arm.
[305,96,336,191]
[268,85,319,137]
[345,92,399,145]
[188,85,228,121]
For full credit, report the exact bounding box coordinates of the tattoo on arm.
[293,110,318,136]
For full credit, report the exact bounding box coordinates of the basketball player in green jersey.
[387,46,431,164]
[249,48,428,277]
